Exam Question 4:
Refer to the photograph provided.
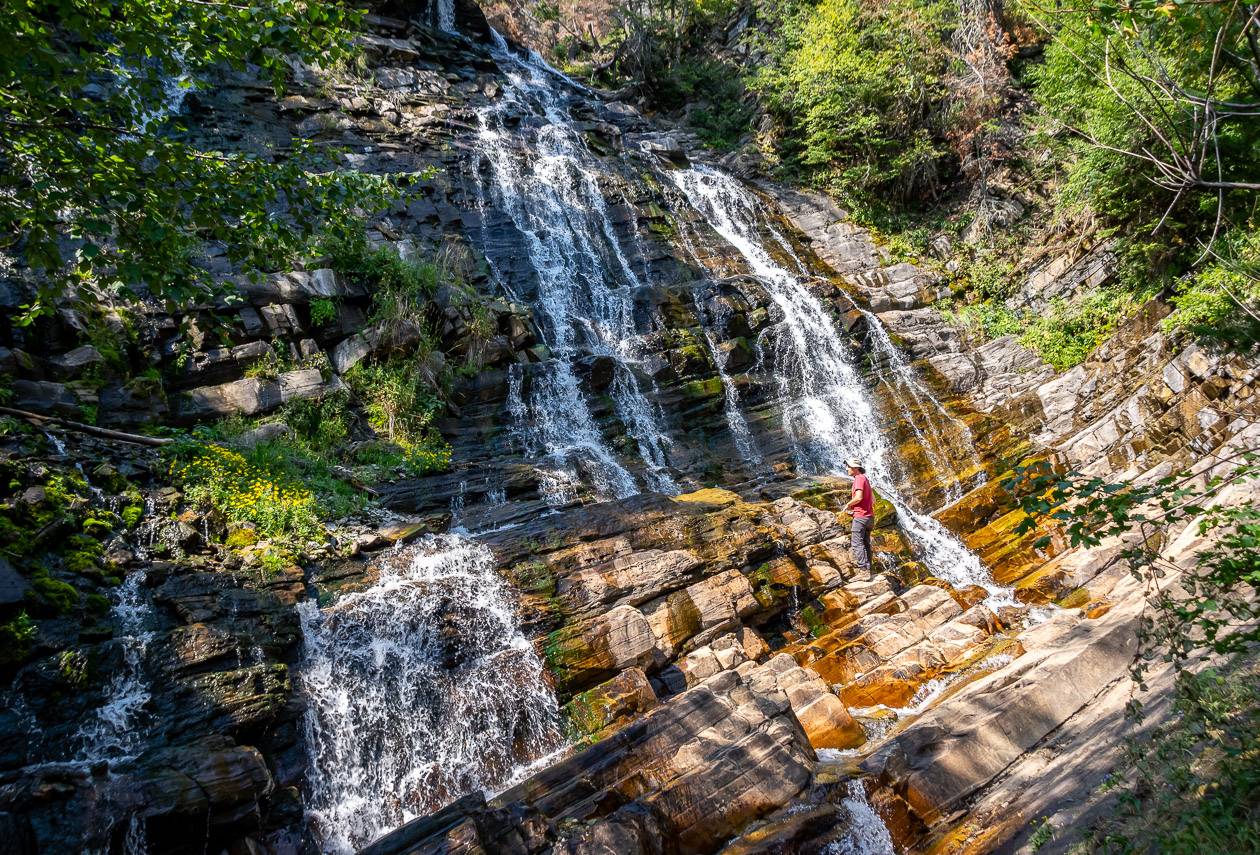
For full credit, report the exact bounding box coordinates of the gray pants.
[851,515,873,571]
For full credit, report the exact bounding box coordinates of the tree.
[751,0,959,203]
[0,0,391,321]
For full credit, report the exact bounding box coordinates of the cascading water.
[473,40,679,498]
[435,0,456,33]
[694,288,762,463]
[74,570,154,764]
[298,535,563,854]
[860,310,985,506]
[670,166,1008,599]
[826,780,896,855]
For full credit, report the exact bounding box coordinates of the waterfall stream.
[860,309,986,506]
[73,570,154,764]
[669,166,1008,599]
[298,535,563,854]
[473,42,678,498]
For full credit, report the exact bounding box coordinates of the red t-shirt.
[851,473,874,519]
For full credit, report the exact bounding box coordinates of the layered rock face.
[2,3,1257,855]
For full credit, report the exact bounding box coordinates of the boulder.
[563,667,658,740]
[172,369,335,422]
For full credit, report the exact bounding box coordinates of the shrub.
[319,230,440,337]
[752,0,957,202]
[310,297,338,327]
[1164,227,1260,353]
[1018,291,1131,371]
[345,357,452,474]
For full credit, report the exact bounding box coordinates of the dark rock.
[10,380,80,416]
[0,557,30,607]
[48,346,106,381]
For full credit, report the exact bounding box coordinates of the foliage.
[278,392,354,457]
[945,288,1133,370]
[0,611,37,666]
[1,0,392,320]
[1020,291,1133,370]
[319,229,441,338]
[639,54,754,150]
[309,297,339,327]
[1164,225,1260,352]
[752,0,958,202]
[346,357,452,474]
[1020,0,1260,327]
[169,444,324,546]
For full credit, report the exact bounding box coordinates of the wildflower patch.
[170,445,323,545]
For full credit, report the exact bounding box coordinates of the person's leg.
[861,516,873,571]
[851,516,871,570]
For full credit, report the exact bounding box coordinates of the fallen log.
[0,405,174,448]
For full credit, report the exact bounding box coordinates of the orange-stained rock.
[1082,599,1113,619]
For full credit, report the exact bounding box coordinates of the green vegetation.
[0,612,37,668]
[946,289,1136,370]
[753,0,957,203]
[2,0,391,321]
[1083,663,1260,854]
[169,444,325,546]
[320,230,441,338]
[310,297,339,327]
[346,357,452,474]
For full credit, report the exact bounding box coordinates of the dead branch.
[0,406,175,447]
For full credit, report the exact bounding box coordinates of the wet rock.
[373,660,817,855]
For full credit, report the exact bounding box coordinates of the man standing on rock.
[845,458,874,573]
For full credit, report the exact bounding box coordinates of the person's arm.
[845,483,864,511]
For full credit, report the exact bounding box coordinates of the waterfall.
[860,310,986,506]
[74,571,154,764]
[670,166,1008,599]
[474,41,679,498]
[826,780,896,855]
[436,0,456,33]
[694,289,762,463]
[298,535,564,854]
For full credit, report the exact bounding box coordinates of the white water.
[826,780,896,855]
[670,166,1008,599]
[74,571,154,764]
[861,310,985,505]
[436,0,456,33]
[695,290,762,463]
[298,535,563,854]
[474,41,679,498]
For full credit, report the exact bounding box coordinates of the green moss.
[1055,587,1092,610]
[31,573,79,613]
[121,504,145,529]
[563,687,616,739]
[800,604,827,638]
[680,377,723,400]
[511,560,556,596]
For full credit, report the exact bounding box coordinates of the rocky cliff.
[0,4,1256,855]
